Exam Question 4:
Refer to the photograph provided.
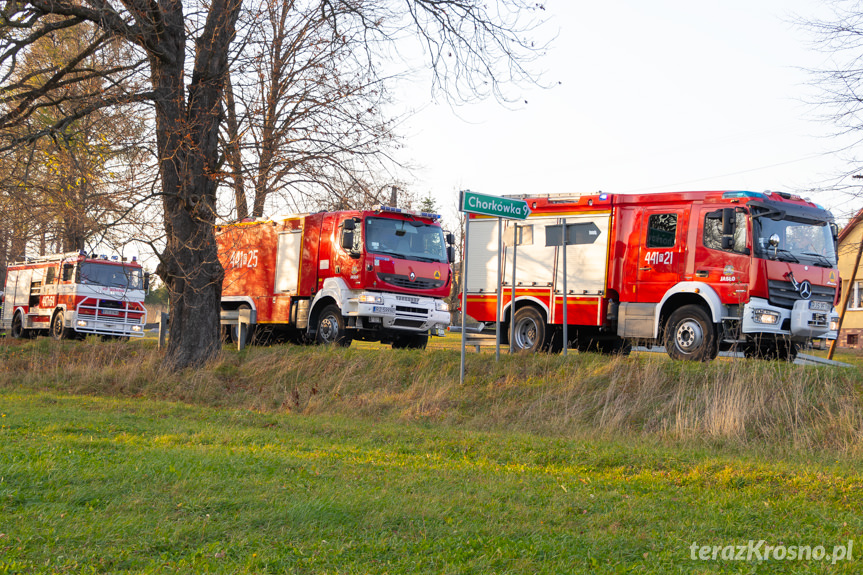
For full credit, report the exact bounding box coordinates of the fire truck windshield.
[78,262,144,290]
[752,215,837,267]
[364,217,448,263]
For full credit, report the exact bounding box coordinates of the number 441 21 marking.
[645,251,673,266]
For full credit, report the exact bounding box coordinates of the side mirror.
[447,245,456,263]
[446,232,455,245]
[341,231,354,251]
[769,234,780,247]
[343,219,356,231]
[721,208,736,250]
[144,272,151,292]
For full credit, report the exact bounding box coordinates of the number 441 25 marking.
[229,249,258,269]
[645,251,673,266]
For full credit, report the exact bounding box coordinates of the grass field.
[2,336,863,573]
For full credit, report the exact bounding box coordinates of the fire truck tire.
[664,305,718,361]
[50,311,73,340]
[511,306,548,353]
[10,312,29,339]
[315,304,352,347]
[392,333,429,350]
[743,338,798,362]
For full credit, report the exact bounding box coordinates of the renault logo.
[409,272,416,282]
[799,280,812,300]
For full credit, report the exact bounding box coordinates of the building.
[837,208,863,348]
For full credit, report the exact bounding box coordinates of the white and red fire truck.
[1,251,148,339]
[464,191,840,361]
[217,206,454,349]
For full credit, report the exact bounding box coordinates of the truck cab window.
[46,266,56,284]
[62,264,75,281]
[703,210,747,253]
[646,214,677,248]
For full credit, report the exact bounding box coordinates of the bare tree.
[0,0,545,369]
[220,0,405,219]
[804,3,863,212]
[804,2,863,356]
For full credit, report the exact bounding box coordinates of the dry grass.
[2,336,862,454]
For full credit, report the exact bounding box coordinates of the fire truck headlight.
[830,319,840,331]
[435,300,449,312]
[77,320,88,327]
[357,294,383,304]
[131,325,143,333]
[752,309,780,325]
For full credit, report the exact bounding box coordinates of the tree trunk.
[223,74,249,220]
[150,0,240,370]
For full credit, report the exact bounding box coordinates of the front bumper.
[345,291,450,336]
[73,300,147,337]
[742,297,837,341]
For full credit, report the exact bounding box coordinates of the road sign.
[460,191,530,220]
[545,222,602,246]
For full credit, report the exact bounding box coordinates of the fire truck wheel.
[392,333,429,350]
[743,339,798,362]
[664,305,718,362]
[50,311,72,340]
[315,304,352,347]
[11,312,29,339]
[512,306,548,353]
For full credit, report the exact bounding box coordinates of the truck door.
[636,207,687,303]
[694,205,751,304]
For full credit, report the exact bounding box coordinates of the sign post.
[562,218,567,357]
[545,220,604,357]
[459,191,530,384]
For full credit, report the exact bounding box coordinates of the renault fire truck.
[1,251,148,339]
[464,191,840,361]
[217,206,454,349]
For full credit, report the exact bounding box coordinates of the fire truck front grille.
[767,280,835,309]
[378,273,445,290]
[396,305,427,315]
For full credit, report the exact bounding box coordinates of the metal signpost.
[545,220,604,357]
[459,191,530,384]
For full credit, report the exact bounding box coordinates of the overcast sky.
[396,0,862,225]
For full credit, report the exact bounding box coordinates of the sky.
[395,0,863,225]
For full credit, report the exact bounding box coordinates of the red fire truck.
[1,251,148,339]
[217,206,454,349]
[464,191,840,361]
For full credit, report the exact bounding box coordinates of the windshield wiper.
[801,252,834,268]
[768,248,799,263]
[408,255,440,263]
[374,250,407,260]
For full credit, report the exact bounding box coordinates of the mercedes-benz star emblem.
[799,280,812,300]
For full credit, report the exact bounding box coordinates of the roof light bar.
[376,205,442,220]
[722,191,766,200]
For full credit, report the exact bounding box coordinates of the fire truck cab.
[1,251,148,340]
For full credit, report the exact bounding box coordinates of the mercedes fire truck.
[464,191,840,361]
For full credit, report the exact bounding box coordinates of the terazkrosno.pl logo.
[690,540,853,564]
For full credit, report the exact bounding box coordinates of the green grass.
[2,391,862,574]
[2,336,863,573]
